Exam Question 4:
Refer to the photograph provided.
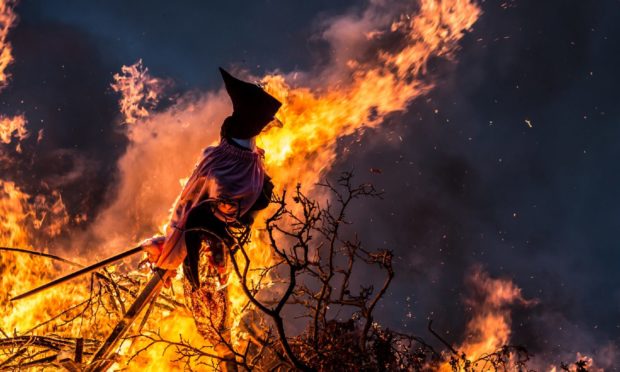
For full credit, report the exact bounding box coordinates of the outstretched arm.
[143,174,209,270]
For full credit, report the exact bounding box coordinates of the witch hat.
[219,67,282,139]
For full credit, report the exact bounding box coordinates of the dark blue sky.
[4,0,620,364]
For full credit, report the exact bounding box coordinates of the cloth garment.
[154,137,266,269]
[182,230,228,344]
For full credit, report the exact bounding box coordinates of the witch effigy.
[141,67,280,342]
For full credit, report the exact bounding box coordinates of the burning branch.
[0,262,184,370]
[0,246,82,267]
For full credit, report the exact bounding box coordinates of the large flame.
[437,268,533,371]
[229,0,482,353]
[459,268,531,361]
[0,115,26,145]
[260,0,481,181]
[0,0,71,336]
[0,0,91,350]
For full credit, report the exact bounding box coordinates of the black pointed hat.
[219,67,282,139]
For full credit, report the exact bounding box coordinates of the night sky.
[3,0,620,366]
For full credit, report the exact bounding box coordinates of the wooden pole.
[87,268,173,372]
[0,247,83,268]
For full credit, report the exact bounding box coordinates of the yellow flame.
[259,0,480,185]
[437,268,534,371]
[228,0,482,357]
[111,59,166,125]
[0,114,27,152]
[0,181,87,335]
[0,0,17,88]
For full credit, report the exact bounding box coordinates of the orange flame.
[260,0,481,182]
[0,0,76,333]
[0,2,25,154]
[549,354,603,372]
[0,0,17,88]
[0,114,27,152]
[0,181,86,335]
[111,59,166,125]
[437,268,534,371]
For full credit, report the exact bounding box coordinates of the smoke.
[316,0,405,82]
[84,90,230,253]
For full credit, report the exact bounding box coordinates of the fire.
[0,0,26,154]
[0,0,26,153]
[0,0,17,88]
[549,354,602,372]
[111,59,166,125]
[260,0,481,183]
[0,181,87,335]
[437,268,534,371]
[0,115,26,144]
[459,268,532,359]
[0,0,493,370]
[0,114,27,151]
[231,0,481,354]
[0,181,29,247]
[436,269,605,371]
[0,0,92,356]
